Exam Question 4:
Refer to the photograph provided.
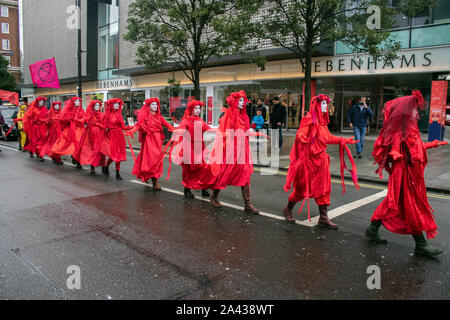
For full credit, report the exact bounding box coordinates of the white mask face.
[193,105,201,116]
[238,98,245,109]
[75,99,81,107]
[38,100,44,106]
[94,103,100,111]
[54,104,60,110]
[113,103,120,110]
[321,100,328,113]
[150,102,158,112]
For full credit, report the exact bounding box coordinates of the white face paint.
[150,102,158,112]
[38,100,44,107]
[113,103,120,110]
[54,104,60,110]
[321,100,328,113]
[193,105,201,116]
[238,98,245,109]
[94,103,101,111]
[75,99,81,107]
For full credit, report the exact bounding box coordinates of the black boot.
[201,189,210,197]
[365,220,387,244]
[184,187,195,199]
[283,201,296,223]
[90,166,96,175]
[103,166,109,175]
[116,171,123,180]
[413,234,443,258]
[37,156,45,162]
[29,152,34,158]
[317,205,338,229]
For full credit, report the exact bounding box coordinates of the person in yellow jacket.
[16,103,27,151]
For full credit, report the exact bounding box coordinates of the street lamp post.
[76,0,82,98]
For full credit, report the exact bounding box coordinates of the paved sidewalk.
[127,128,450,193]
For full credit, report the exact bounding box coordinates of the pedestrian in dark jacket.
[347,97,373,158]
[271,96,285,149]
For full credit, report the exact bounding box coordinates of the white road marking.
[296,190,388,227]
[130,180,388,227]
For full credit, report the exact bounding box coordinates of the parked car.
[0,106,19,141]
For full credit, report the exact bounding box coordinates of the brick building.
[0,0,20,84]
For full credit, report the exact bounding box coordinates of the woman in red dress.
[102,98,127,180]
[209,90,264,214]
[365,90,448,258]
[170,100,214,198]
[52,97,85,169]
[73,100,106,174]
[283,94,359,228]
[125,97,174,189]
[39,101,63,165]
[23,96,48,161]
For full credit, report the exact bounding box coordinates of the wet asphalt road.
[0,141,449,300]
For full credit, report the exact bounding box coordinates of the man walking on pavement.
[271,96,285,149]
[347,97,373,159]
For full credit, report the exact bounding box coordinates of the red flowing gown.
[176,115,215,189]
[23,105,48,154]
[210,111,253,189]
[285,124,341,203]
[73,112,106,167]
[39,107,61,159]
[52,107,85,156]
[131,113,173,182]
[371,127,438,239]
[104,110,127,163]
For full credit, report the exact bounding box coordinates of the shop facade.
[28,46,450,132]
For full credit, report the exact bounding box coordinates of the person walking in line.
[271,96,285,149]
[347,96,373,159]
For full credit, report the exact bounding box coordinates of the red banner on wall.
[207,96,213,125]
[428,81,448,141]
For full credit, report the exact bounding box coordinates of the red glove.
[296,132,309,144]
[345,137,359,145]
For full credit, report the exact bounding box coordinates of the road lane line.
[130,179,287,222]
[297,190,388,227]
[130,180,389,227]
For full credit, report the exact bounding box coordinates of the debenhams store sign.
[96,77,134,90]
[308,46,450,77]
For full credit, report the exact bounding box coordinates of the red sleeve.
[161,116,175,131]
[325,129,341,145]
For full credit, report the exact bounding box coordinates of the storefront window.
[98,0,119,81]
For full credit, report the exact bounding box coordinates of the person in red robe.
[22,96,48,161]
[102,98,127,181]
[365,90,448,258]
[125,97,175,190]
[168,100,215,199]
[283,94,359,228]
[39,101,63,165]
[52,97,85,169]
[209,90,265,214]
[73,100,106,175]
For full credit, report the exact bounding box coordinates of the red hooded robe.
[52,97,85,156]
[210,90,254,189]
[23,96,48,154]
[371,90,440,239]
[103,98,127,163]
[284,94,359,217]
[73,100,106,167]
[173,100,215,189]
[129,98,174,182]
[39,101,62,159]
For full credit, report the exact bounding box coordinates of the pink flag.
[29,57,60,88]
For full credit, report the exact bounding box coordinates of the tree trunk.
[193,68,201,100]
[304,41,313,113]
